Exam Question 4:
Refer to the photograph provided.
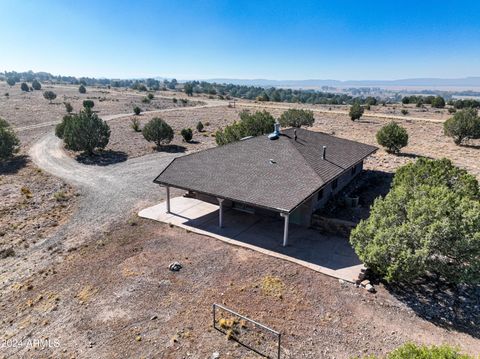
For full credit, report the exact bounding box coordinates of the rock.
[135,335,142,342]
[150,315,158,320]
[211,352,220,359]
[357,272,366,281]
[365,284,376,293]
[169,262,182,272]
[360,279,370,287]
[338,279,345,284]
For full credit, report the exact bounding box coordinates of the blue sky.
[1,0,480,80]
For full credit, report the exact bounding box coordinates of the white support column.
[217,198,225,228]
[166,186,171,213]
[280,213,289,247]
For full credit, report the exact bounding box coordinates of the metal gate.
[212,303,281,359]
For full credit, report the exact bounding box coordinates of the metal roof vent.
[268,122,281,140]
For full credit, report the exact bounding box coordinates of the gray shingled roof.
[154,128,377,213]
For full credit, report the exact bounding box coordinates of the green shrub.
[62,109,110,155]
[6,78,15,86]
[431,96,446,108]
[43,91,57,103]
[196,121,204,132]
[147,93,154,100]
[172,97,178,103]
[215,110,275,146]
[55,115,72,139]
[278,108,315,128]
[133,106,141,115]
[142,117,174,148]
[181,128,193,142]
[0,118,20,161]
[376,122,408,154]
[350,158,480,284]
[401,109,408,115]
[349,102,364,121]
[64,102,73,113]
[386,342,472,359]
[82,100,94,109]
[142,97,150,104]
[32,79,41,90]
[130,118,141,132]
[444,108,480,145]
[79,85,86,94]
[20,82,29,92]
[448,107,456,114]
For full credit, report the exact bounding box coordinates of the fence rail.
[212,303,281,359]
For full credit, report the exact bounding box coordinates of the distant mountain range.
[204,77,480,89]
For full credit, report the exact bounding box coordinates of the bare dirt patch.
[1,219,478,358]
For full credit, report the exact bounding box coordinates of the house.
[154,126,377,246]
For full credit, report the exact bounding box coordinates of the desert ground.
[1,82,479,358]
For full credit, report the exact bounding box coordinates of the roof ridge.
[283,128,345,182]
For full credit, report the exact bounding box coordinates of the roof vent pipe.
[322,146,327,160]
[294,129,297,141]
[268,121,281,140]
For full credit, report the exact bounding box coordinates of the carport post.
[217,198,225,228]
[280,213,289,247]
[166,186,171,213]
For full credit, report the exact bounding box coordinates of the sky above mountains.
[1,0,480,80]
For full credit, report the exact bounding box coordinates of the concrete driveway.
[139,197,364,282]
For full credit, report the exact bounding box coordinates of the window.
[332,179,338,190]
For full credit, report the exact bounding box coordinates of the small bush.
[0,118,20,161]
[448,107,456,114]
[349,102,364,121]
[133,106,141,115]
[32,79,41,90]
[82,100,94,109]
[376,122,408,154]
[386,342,472,359]
[43,91,57,103]
[444,108,480,145]
[142,97,150,104]
[55,115,72,139]
[147,93,154,100]
[130,118,141,132]
[79,85,86,94]
[142,117,174,148]
[196,121,204,132]
[62,109,110,155]
[20,82,29,92]
[6,78,15,86]
[401,109,408,115]
[181,128,193,142]
[172,98,178,103]
[64,102,73,113]
[278,108,315,128]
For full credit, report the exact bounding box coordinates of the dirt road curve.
[14,102,223,132]
[29,133,180,237]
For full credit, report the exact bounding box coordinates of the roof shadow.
[184,208,362,272]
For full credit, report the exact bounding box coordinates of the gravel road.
[29,133,183,242]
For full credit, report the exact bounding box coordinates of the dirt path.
[235,101,445,123]
[14,101,224,132]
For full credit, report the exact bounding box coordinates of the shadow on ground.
[76,150,128,166]
[0,155,28,174]
[156,145,187,153]
[387,279,480,338]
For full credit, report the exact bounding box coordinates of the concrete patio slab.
[139,197,364,282]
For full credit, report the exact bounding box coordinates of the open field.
[1,81,480,358]
[1,219,479,358]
